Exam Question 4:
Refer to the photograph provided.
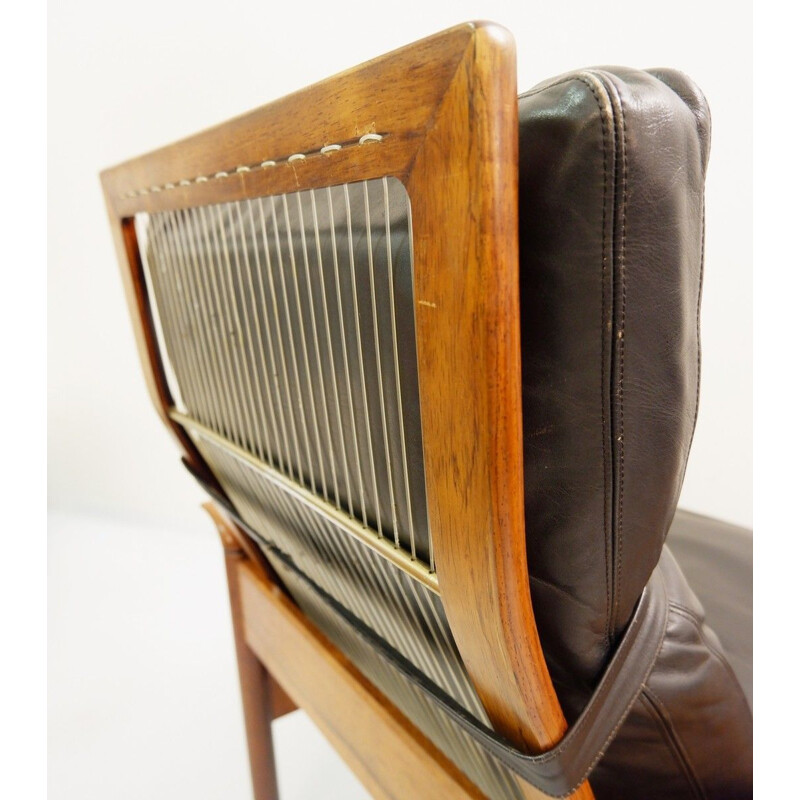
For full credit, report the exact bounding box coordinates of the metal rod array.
[137,178,431,567]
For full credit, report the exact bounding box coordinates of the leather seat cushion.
[666,509,753,707]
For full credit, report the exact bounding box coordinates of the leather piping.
[520,70,623,652]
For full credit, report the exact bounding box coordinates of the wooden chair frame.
[101,22,592,799]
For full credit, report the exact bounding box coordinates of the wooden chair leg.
[210,507,281,800]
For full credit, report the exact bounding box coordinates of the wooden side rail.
[208,504,484,800]
[107,25,593,799]
[210,505,284,800]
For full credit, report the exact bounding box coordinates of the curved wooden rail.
[102,23,593,798]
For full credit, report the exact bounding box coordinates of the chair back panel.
[137,172,531,798]
[102,22,588,800]
[137,178,432,567]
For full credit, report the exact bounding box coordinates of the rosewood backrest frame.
[101,22,591,799]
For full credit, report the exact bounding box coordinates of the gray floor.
[48,512,370,800]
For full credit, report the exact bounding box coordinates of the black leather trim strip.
[187,463,669,797]
[182,456,237,514]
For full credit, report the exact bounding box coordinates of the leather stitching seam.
[521,72,617,653]
[617,86,628,642]
[601,72,628,638]
[640,687,707,800]
[590,76,613,654]
[668,602,753,714]
[691,199,705,449]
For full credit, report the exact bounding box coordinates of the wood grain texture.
[404,24,591,800]
[99,24,473,217]
[207,504,298,723]
[207,505,281,800]
[238,549,486,800]
[103,23,593,799]
[100,209,221,489]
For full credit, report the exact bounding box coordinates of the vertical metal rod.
[196,204,249,449]
[171,209,227,437]
[297,191,339,507]
[282,193,328,499]
[232,201,274,465]
[243,199,288,473]
[384,178,418,560]
[178,208,229,437]
[216,203,262,457]
[254,198,297,478]
[269,194,317,492]
[152,213,209,425]
[144,216,195,417]
[327,186,360,520]
[344,184,382,536]
[310,189,350,512]
[166,208,221,433]
[363,181,400,547]
[208,438,458,705]
[204,205,252,448]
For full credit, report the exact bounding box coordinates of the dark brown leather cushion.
[592,521,752,799]
[519,66,710,698]
[519,68,752,798]
[667,509,753,707]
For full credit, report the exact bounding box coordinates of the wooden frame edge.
[102,23,593,799]
[403,24,592,798]
[206,504,486,800]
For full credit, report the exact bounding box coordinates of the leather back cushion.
[519,68,752,798]
[519,67,710,701]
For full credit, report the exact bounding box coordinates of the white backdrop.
[48,0,753,532]
[46,3,753,799]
